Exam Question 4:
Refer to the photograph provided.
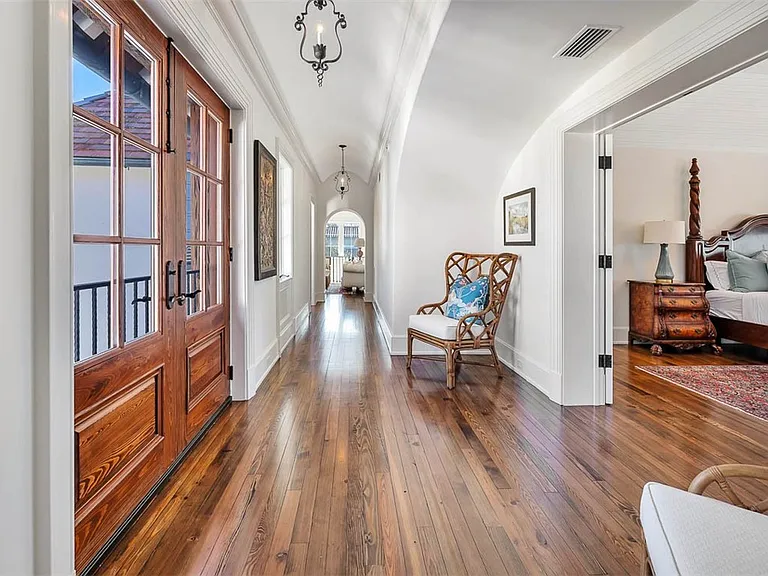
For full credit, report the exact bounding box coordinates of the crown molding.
[367,0,450,187]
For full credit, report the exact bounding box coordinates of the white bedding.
[707,290,768,325]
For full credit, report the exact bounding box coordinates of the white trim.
[279,317,295,354]
[495,338,562,404]
[247,339,279,398]
[33,1,75,573]
[294,303,310,332]
[614,326,630,345]
[372,299,393,354]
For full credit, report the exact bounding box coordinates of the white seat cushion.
[343,262,365,273]
[408,314,484,341]
[640,482,768,576]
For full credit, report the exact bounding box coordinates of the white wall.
[313,173,374,303]
[612,146,768,342]
[1,3,35,572]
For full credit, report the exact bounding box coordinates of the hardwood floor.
[95,295,768,575]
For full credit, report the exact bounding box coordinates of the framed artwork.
[254,140,278,280]
[503,187,536,246]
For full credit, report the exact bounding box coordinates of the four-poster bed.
[685,157,768,350]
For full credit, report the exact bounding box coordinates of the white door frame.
[596,133,614,405]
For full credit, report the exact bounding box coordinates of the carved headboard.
[685,157,768,282]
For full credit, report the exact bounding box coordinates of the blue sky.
[73,59,110,103]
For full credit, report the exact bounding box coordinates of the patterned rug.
[636,365,768,421]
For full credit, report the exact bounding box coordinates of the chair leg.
[490,345,504,377]
[446,344,456,389]
[406,330,413,369]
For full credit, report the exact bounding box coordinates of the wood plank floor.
[95,295,768,575]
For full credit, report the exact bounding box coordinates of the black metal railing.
[74,269,199,362]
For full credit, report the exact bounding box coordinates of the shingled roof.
[74,92,152,161]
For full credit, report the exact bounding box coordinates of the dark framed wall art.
[503,187,536,246]
[254,140,278,280]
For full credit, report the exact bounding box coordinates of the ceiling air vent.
[554,25,621,59]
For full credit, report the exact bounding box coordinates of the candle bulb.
[316,21,324,45]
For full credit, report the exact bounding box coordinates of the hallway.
[96,295,767,576]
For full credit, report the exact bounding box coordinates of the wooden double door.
[71,1,231,570]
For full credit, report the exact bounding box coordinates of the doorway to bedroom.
[324,210,366,295]
[605,57,768,423]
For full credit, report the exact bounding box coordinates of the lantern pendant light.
[334,144,351,198]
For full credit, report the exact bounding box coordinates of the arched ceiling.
[400,0,694,200]
[233,0,416,182]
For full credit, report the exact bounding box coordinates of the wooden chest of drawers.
[628,281,720,355]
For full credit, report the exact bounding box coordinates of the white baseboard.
[315,291,326,304]
[294,303,310,332]
[246,339,278,399]
[372,299,393,354]
[613,326,629,345]
[495,337,560,403]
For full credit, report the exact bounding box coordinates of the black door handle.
[165,260,177,310]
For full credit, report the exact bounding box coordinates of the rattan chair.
[406,252,518,389]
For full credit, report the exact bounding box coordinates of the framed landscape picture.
[254,140,278,280]
[503,187,536,246]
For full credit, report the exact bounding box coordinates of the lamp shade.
[643,220,685,244]
[354,237,365,248]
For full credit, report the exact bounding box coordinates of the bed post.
[685,158,705,283]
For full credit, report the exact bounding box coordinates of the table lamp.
[354,237,365,261]
[643,220,685,283]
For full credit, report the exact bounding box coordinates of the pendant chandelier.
[334,144,351,198]
[294,0,347,87]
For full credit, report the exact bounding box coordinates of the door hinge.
[598,354,613,369]
[229,247,233,262]
[598,254,613,269]
[598,155,612,170]
[228,128,233,144]
[228,365,234,380]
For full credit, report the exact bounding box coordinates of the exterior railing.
[74,269,199,362]
[328,256,344,284]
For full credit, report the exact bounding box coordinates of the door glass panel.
[205,246,221,307]
[73,243,116,362]
[186,94,203,168]
[184,245,203,316]
[205,180,221,242]
[124,143,156,238]
[124,244,156,343]
[123,35,154,143]
[206,113,221,177]
[73,116,115,236]
[186,171,203,240]
[72,0,113,122]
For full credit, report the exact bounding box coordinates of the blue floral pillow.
[446,275,490,320]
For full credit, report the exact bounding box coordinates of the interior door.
[174,56,231,443]
[597,132,614,404]
[71,0,176,569]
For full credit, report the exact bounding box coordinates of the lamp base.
[654,243,675,284]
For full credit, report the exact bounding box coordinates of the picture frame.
[503,187,536,246]
[254,140,278,280]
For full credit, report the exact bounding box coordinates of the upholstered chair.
[406,252,518,389]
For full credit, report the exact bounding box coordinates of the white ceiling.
[403,0,694,197]
[235,0,414,181]
[615,58,768,151]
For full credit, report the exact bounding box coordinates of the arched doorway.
[324,209,366,294]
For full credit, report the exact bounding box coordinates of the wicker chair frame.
[406,252,518,389]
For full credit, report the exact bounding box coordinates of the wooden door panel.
[187,330,224,407]
[75,370,163,509]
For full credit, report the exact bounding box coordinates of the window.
[343,224,359,260]
[325,224,339,257]
[278,157,293,278]
[72,0,160,362]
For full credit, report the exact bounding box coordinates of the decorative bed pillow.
[726,250,768,293]
[446,276,490,320]
[752,249,768,264]
[704,260,731,291]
